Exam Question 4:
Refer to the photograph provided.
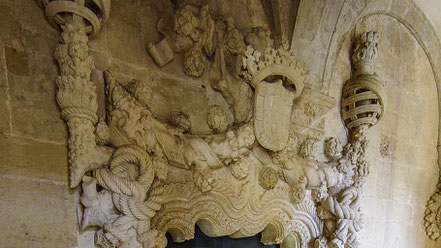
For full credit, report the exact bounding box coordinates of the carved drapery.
[39,1,388,248]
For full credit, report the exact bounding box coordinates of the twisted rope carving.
[319,187,362,247]
[95,145,163,248]
[96,145,154,200]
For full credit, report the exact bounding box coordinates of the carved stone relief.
[379,135,391,158]
[39,1,387,248]
[425,144,441,241]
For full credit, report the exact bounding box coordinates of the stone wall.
[0,0,440,248]
[327,14,441,248]
[0,1,77,247]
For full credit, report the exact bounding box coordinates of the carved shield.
[254,80,295,151]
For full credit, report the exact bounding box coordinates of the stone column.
[40,0,113,187]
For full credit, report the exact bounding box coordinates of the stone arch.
[322,1,441,247]
[323,0,441,142]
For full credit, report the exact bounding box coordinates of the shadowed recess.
[166,226,279,248]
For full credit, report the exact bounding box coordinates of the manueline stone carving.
[94,145,164,247]
[169,112,191,133]
[147,39,174,67]
[40,2,387,247]
[242,43,305,151]
[425,191,441,240]
[81,176,118,229]
[299,138,317,160]
[207,106,228,133]
[425,138,441,240]
[325,137,343,160]
[48,0,114,188]
[289,177,307,204]
[259,167,279,190]
[312,31,386,248]
[342,31,386,130]
[157,3,216,77]
[229,158,250,180]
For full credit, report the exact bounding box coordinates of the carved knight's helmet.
[242,44,306,151]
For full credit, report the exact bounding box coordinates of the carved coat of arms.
[254,79,295,151]
[38,1,388,247]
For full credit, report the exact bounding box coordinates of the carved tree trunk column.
[56,18,101,187]
[41,0,113,187]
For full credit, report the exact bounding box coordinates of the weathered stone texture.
[0,176,77,248]
[6,49,67,143]
[0,135,69,182]
[291,0,345,91]
[0,0,440,247]
[0,1,78,247]
[329,12,440,248]
[0,46,11,134]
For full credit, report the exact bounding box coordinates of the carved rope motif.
[40,1,387,248]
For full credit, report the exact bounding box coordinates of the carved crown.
[241,43,306,98]
[40,0,111,38]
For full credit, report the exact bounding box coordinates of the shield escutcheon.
[254,80,295,151]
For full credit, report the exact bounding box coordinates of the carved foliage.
[425,192,441,240]
[54,18,113,188]
[352,31,379,75]
[44,0,387,246]
[312,31,386,248]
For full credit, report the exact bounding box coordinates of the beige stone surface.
[6,47,67,143]
[0,1,80,248]
[329,12,440,248]
[0,0,440,247]
[0,176,77,248]
[0,134,69,182]
[0,0,64,143]
[0,46,11,134]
